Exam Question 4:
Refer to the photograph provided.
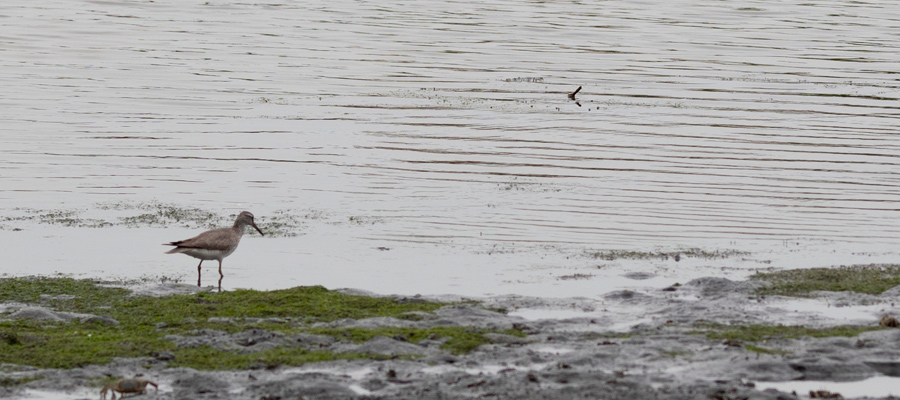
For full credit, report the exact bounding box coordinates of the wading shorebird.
[165,211,264,287]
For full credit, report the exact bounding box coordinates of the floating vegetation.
[1,208,112,229]
[557,273,594,281]
[496,180,562,192]
[585,248,748,261]
[348,215,384,225]
[477,244,517,256]
[255,209,321,237]
[102,201,223,229]
[751,264,900,297]
[0,202,318,237]
[502,77,544,83]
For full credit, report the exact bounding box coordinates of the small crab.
[100,378,158,399]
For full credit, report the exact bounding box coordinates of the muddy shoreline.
[2,276,899,400]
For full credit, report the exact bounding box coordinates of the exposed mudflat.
[4,1,900,399]
[3,277,900,400]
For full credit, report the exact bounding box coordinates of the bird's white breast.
[180,247,236,261]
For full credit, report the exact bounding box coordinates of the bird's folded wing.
[166,228,236,251]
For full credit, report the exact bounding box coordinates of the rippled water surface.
[2,0,900,296]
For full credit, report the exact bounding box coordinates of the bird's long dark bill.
[252,223,264,236]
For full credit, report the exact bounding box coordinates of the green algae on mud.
[693,321,883,342]
[751,264,900,297]
[0,277,509,370]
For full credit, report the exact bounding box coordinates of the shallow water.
[2,1,900,298]
[756,376,900,399]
